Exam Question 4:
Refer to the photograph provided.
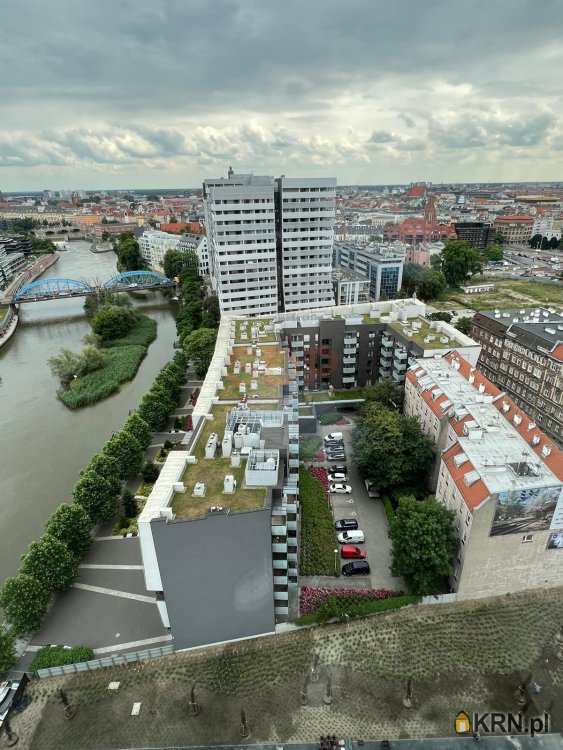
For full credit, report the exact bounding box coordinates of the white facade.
[532,215,562,240]
[138,230,181,270]
[178,234,209,275]
[203,173,278,316]
[277,176,336,311]
[203,171,337,315]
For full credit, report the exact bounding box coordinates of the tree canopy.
[0,574,51,635]
[21,534,78,592]
[389,495,457,595]
[45,504,93,559]
[91,305,139,341]
[402,263,446,301]
[363,378,404,410]
[353,404,434,493]
[483,243,503,262]
[103,429,144,478]
[73,469,119,522]
[163,248,199,279]
[438,240,482,287]
[113,233,144,271]
[123,412,152,449]
[455,316,474,336]
[183,327,217,378]
[0,625,16,673]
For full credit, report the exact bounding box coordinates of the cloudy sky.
[2,0,563,190]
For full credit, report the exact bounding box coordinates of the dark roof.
[152,509,275,650]
[475,308,563,353]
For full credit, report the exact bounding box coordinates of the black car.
[330,464,347,474]
[335,518,358,531]
[342,560,370,577]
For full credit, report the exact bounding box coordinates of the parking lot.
[320,420,404,591]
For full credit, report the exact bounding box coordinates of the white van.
[324,432,343,442]
[337,529,365,544]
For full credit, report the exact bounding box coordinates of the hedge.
[382,495,395,525]
[299,468,338,576]
[30,645,94,672]
[300,585,401,615]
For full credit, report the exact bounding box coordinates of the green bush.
[299,435,322,461]
[91,305,139,341]
[299,468,338,576]
[382,496,395,525]
[103,315,156,348]
[298,594,420,625]
[30,645,94,672]
[142,462,160,483]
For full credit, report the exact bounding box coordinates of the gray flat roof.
[152,509,275,650]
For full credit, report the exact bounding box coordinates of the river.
[0,242,176,586]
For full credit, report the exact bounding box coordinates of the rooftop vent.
[542,445,552,457]
[545,327,556,335]
[478,383,485,393]
[454,453,469,468]
[513,414,522,426]
[531,435,540,446]
[502,401,510,413]
[527,422,536,431]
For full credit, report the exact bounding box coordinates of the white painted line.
[131,702,141,716]
[93,634,173,655]
[93,535,129,541]
[72,583,156,604]
[79,564,143,571]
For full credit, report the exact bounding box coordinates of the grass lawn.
[439,278,563,312]
[299,467,338,576]
[59,315,157,409]
[303,388,367,403]
[219,344,284,399]
[234,318,276,343]
[299,435,322,461]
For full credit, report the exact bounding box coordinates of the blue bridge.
[13,270,174,303]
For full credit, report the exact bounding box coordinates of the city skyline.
[2,0,563,190]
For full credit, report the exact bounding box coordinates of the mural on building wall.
[489,485,563,536]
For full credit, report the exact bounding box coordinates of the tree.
[114,233,144,271]
[138,392,170,431]
[541,236,549,250]
[163,249,198,279]
[363,378,404,410]
[146,194,161,202]
[202,293,220,327]
[548,236,559,249]
[84,453,122,495]
[103,430,144,478]
[439,240,482,287]
[21,534,78,592]
[48,349,82,386]
[427,311,452,323]
[455,316,474,335]
[84,289,131,318]
[484,244,503,262]
[123,412,152,449]
[91,305,138,341]
[389,495,457,595]
[0,625,16,673]
[0,574,51,635]
[73,469,118,522]
[353,405,434,493]
[142,462,160,483]
[529,233,543,249]
[45,504,93,559]
[122,489,137,518]
[401,263,446,301]
[183,327,217,377]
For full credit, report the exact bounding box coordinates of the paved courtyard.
[21,537,169,670]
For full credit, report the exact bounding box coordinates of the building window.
[522,534,534,543]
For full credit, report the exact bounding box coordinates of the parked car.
[324,432,344,442]
[335,518,358,531]
[326,454,346,462]
[337,529,365,544]
[328,472,347,483]
[329,483,352,494]
[324,439,343,448]
[329,465,347,474]
[341,544,367,559]
[342,560,370,576]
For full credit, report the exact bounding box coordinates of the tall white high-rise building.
[203,172,278,316]
[276,176,336,311]
[203,169,336,316]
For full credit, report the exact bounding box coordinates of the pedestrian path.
[72,583,156,604]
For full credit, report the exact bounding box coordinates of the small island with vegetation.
[49,291,156,408]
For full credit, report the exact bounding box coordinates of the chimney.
[227,165,234,179]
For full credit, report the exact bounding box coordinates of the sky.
[2,0,563,191]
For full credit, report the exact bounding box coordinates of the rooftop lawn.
[303,388,367,403]
[388,318,461,349]
[219,344,284,400]
[234,318,276,343]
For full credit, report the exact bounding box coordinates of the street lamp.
[334,548,339,577]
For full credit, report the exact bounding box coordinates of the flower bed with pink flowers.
[308,466,328,491]
[300,585,401,616]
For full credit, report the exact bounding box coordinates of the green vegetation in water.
[30,644,94,672]
[59,316,157,409]
[299,468,338,576]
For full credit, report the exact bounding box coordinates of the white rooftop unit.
[245,448,280,487]
[205,432,218,459]
[223,474,237,494]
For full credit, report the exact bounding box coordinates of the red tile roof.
[442,443,490,511]
[551,343,563,363]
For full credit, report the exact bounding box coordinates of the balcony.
[381,337,393,348]
[394,349,408,360]
[272,542,288,554]
[273,559,288,570]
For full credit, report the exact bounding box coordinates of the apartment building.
[471,308,563,444]
[203,172,278,316]
[332,268,370,305]
[178,233,209,275]
[203,170,336,316]
[333,241,405,300]
[274,298,479,391]
[493,215,534,245]
[276,176,336,311]
[139,315,300,649]
[532,215,561,240]
[404,352,563,600]
[138,230,182,270]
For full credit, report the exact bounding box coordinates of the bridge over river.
[9,270,174,304]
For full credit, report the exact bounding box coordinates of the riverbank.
[0,254,59,349]
[58,314,158,409]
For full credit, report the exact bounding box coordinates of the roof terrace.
[389,317,465,350]
[218,344,285,400]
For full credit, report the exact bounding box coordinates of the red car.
[340,544,367,560]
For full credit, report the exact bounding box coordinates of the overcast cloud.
[1,0,563,189]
